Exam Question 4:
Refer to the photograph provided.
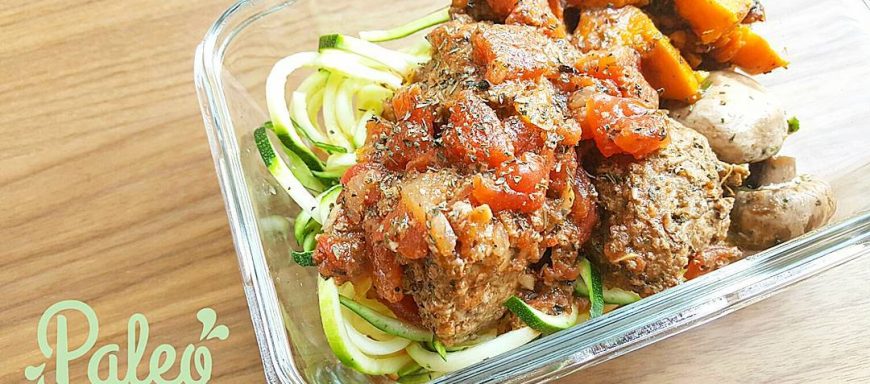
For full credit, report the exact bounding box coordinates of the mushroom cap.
[671,71,788,164]
[730,174,836,250]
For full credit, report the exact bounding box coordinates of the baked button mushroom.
[730,157,836,250]
[670,70,788,164]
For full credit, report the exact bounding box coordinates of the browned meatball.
[405,198,523,346]
[587,121,742,295]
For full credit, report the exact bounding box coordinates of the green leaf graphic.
[207,324,230,341]
[24,363,44,382]
[197,308,217,341]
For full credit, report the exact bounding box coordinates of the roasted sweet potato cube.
[674,0,753,44]
[727,26,788,74]
[642,37,701,102]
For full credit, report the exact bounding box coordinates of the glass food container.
[194,0,870,382]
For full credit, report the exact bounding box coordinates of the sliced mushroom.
[670,70,788,164]
[746,155,796,187]
[730,174,836,250]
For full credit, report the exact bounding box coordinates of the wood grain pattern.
[0,1,867,384]
[0,0,263,382]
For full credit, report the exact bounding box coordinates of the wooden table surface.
[1,1,867,383]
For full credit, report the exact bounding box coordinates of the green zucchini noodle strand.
[262,36,424,221]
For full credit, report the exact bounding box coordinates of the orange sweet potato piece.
[642,39,701,102]
[674,0,752,44]
[709,27,747,63]
[727,27,789,74]
[709,25,787,74]
[577,7,700,102]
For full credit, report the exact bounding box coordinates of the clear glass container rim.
[194,1,870,383]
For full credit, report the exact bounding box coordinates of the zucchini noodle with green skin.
[253,9,617,379]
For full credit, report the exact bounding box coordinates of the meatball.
[587,120,741,295]
[406,200,524,346]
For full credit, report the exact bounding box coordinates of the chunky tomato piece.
[472,25,555,84]
[313,231,370,284]
[393,222,428,261]
[579,52,633,87]
[471,157,547,213]
[557,119,584,146]
[340,162,368,185]
[391,84,435,127]
[382,203,429,261]
[570,157,599,244]
[442,91,514,168]
[486,0,519,18]
[500,152,548,193]
[611,113,671,156]
[572,49,659,106]
[383,177,452,261]
[340,162,386,200]
[403,149,442,173]
[471,153,548,213]
[583,94,670,158]
[503,116,545,155]
[684,246,743,280]
[367,118,435,171]
[369,243,405,303]
[339,163,386,225]
[591,58,630,89]
[472,176,544,213]
[547,150,578,197]
[506,0,567,38]
[550,70,621,97]
[361,216,407,303]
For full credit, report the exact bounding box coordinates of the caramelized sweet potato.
[577,7,700,102]
[725,26,788,74]
[643,37,701,101]
[665,0,785,74]
[674,0,753,44]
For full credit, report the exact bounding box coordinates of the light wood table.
[1,1,867,383]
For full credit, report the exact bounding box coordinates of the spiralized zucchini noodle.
[253,7,625,380]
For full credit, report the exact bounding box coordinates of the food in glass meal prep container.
[252,0,836,381]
